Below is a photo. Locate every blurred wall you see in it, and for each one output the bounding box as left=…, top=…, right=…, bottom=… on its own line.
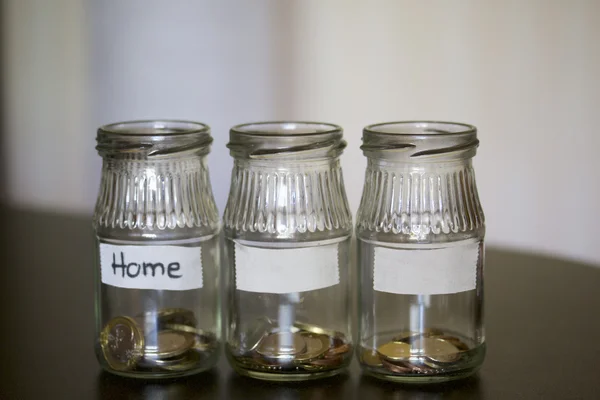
left=2, top=0, right=599, bottom=265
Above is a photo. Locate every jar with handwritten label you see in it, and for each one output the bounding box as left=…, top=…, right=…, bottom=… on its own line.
left=224, top=122, right=353, bottom=381
left=93, top=120, right=221, bottom=378
left=357, top=121, right=486, bottom=382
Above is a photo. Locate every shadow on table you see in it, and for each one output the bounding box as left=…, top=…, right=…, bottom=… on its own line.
left=96, top=369, right=220, bottom=400
left=226, top=371, right=353, bottom=400
left=358, top=373, right=482, bottom=399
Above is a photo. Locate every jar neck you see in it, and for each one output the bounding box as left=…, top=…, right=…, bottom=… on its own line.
left=224, top=157, right=352, bottom=242
left=94, top=155, right=220, bottom=234
left=366, top=157, right=473, bottom=173
left=357, top=157, right=484, bottom=243
left=233, top=157, right=340, bottom=171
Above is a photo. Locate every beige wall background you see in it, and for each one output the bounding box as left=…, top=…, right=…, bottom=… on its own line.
left=3, top=0, right=599, bottom=265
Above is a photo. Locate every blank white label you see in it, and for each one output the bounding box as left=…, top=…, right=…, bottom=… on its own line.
left=100, top=244, right=202, bottom=291
left=373, top=244, right=479, bottom=295
left=234, top=243, right=339, bottom=294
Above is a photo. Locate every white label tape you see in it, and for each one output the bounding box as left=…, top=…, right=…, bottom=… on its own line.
left=100, top=244, right=202, bottom=291
left=373, top=243, right=479, bottom=295
left=234, top=243, right=339, bottom=294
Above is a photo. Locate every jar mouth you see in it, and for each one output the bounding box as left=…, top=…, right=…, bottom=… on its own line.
left=228, top=121, right=346, bottom=160
left=99, top=120, right=210, bottom=137
left=231, top=121, right=342, bottom=137
left=362, top=121, right=478, bottom=161
left=364, top=121, right=476, bottom=136
left=96, top=120, right=212, bottom=158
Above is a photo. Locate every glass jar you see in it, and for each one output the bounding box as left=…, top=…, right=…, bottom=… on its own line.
left=93, top=120, right=221, bottom=378
left=356, top=121, right=485, bottom=383
left=224, top=122, right=353, bottom=381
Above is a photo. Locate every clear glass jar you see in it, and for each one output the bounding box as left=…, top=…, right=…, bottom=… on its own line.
left=356, top=121, right=485, bottom=383
left=223, top=122, right=353, bottom=381
left=93, top=120, right=221, bottom=378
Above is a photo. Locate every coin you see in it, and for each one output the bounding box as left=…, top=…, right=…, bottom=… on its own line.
left=361, top=348, right=383, bottom=367
left=144, top=330, right=196, bottom=359
left=436, top=334, right=470, bottom=351
left=242, top=316, right=275, bottom=352
left=256, top=331, right=307, bottom=360
left=377, top=341, right=411, bottom=361
left=324, top=344, right=351, bottom=359
left=293, top=332, right=330, bottom=362
left=411, top=337, right=459, bottom=362
left=164, top=324, right=205, bottom=335
left=246, top=353, right=286, bottom=371
left=160, top=349, right=205, bottom=372
left=140, top=308, right=197, bottom=328
left=293, top=322, right=342, bottom=338
left=138, top=352, right=188, bottom=369
left=192, top=334, right=218, bottom=352
left=392, top=328, right=444, bottom=343
left=307, top=356, right=344, bottom=367
left=101, top=316, right=144, bottom=371
left=381, top=358, right=412, bottom=374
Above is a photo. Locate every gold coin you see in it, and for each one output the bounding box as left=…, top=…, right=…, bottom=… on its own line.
left=256, top=331, right=306, bottom=359
left=164, top=325, right=218, bottom=353
left=101, top=316, right=144, bottom=371
left=161, top=349, right=203, bottom=372
left=140, top=308, right=197, bottom=327
left=392, top=328, right=445, bottom=343
left=436, top=335, right=470, bottom=351
left=293, top=332, right=330, bottom=362
left=361, top=348, right=383, bottom=367
left=411, top=337, right=460, bottom=362
left=293, top=322, right=342, bottom=338
left=144, top=330, right=195, bottom=359
left=164, top=324, right=205, bottom=335
left=377, top=341, right=411, bottom=361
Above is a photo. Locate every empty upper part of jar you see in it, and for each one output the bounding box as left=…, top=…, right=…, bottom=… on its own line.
left=227, top=121, right=346, bottom=161
left=224, top=121, right=352, bottom=241
left=361, top=121, right=478, bottom=162
left=96, top=120, right=213, bottom=158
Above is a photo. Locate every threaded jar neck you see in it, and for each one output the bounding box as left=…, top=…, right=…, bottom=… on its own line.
left=96, top=120, right=213, bottom=159
left=227, top=121, right=346, bottom=161
left=361, top=121, right=478, bottom=162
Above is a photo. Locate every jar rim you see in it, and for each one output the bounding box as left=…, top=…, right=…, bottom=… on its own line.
left=98, top=120, right=210, bottom=137
left=96, top=120, right=212, bottom=158
left=228, top=121, right=346, bottom=160
left=364, top=121, right=476, bottom=137
left=361, top=121, right=478, bottom=161
left=231, top=121, right=342, bottom=137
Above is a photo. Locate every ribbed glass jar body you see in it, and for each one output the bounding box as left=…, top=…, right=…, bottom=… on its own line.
left=93, top=120, right=221, bottom=378
left=356, top=121, right=486, bottom=383
left=224, top=122, right=353, bottom=381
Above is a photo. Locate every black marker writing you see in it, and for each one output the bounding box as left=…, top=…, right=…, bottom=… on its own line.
left=112, top=252, right=183, bottom=279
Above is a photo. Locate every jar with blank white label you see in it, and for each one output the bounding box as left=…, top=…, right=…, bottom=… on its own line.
left=93, top=120, right=221, bottom=378
left=357, top=121, right=485, bottom=383
left=224, top=122, right=353, bottom=381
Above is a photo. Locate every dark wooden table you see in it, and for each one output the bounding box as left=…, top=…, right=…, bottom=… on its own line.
left=1, top=207, right=599, bottom=399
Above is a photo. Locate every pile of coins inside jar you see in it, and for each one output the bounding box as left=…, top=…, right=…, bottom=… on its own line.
left=360, top=328, right=471, bottom=375
left=100, top=308, right=217, bottom=373
left=232, top=318, right=352, bottom=373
